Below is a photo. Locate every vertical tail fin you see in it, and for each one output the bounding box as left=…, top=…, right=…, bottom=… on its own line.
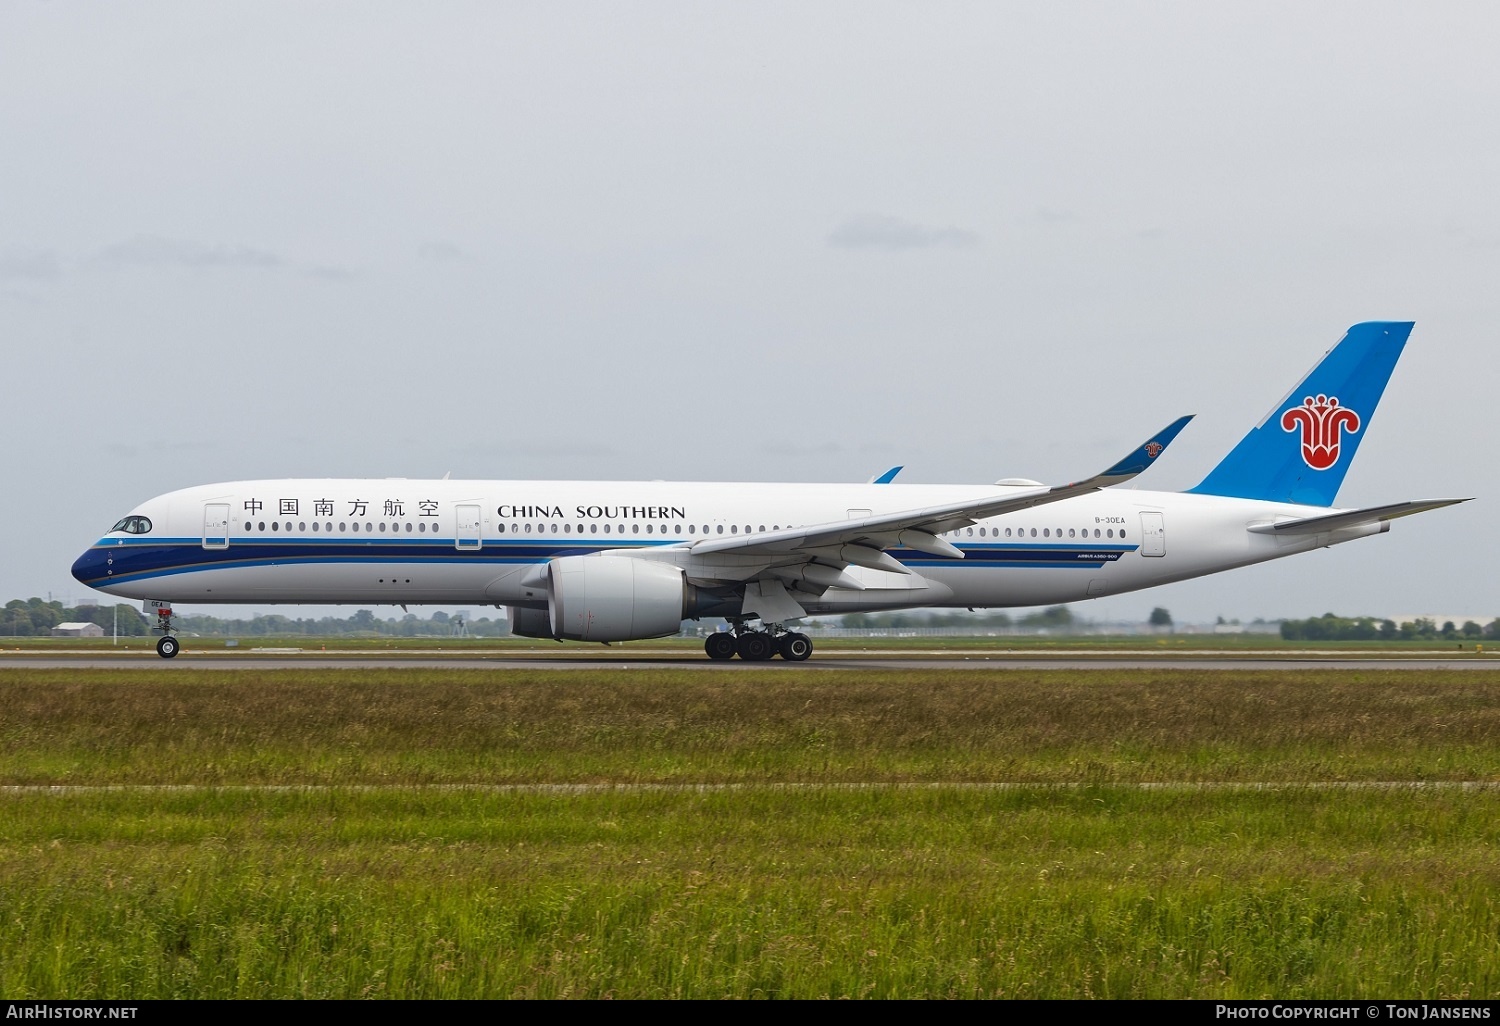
left=1188, top=321, right=1413, bottom=506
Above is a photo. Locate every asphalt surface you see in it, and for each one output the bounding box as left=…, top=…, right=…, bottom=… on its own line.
left=4, top=651, right=1497, bottom=671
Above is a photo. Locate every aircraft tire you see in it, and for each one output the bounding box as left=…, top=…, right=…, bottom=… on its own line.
left=704, top=633, right=737, bottom=660
left=156, top=636, right=180, bottom=659
left=779, top=633, right=812, bottom=661
left=736, top=632, right=776, bottom=661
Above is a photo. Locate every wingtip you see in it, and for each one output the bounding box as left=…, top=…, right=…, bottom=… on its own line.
left=1096, top=415, right=1194, bottom=481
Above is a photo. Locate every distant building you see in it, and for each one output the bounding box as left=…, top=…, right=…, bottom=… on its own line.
left=51, top=622, right=104, bottom=638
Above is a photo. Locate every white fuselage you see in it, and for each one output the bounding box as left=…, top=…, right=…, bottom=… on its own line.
left=72, top=479, right=1381, bottom=614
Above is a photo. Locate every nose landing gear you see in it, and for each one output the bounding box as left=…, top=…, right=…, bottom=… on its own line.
left=151, top=605, right=180, bottom=659
left=704, top=620, right=813, bottom=661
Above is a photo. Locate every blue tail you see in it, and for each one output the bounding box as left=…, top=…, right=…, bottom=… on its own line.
left=1188, top=321, right=1413, bottom=506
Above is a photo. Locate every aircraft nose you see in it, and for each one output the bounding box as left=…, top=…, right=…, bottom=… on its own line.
left=71, top=545, right=110, bottom=587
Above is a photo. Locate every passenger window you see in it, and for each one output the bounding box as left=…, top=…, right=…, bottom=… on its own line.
left=378, top=523, right=386, bottom=533
left=339, top=523, right=347, bottom=533
left=632, top=524, right=639, bottom=534
left=1042, top=528, right=1049, bottom=538
left=603, top=524, right=611, bottom=534
left=1119, top=529, right=1126, bottom=539
left=645, top=524, right=653, bottom=534
left=1030, top=528, right=1037, bottom=538
left=564, top=524, right=572, bottom=534
left=1107, top=529, right=1114, bottom=538
left=717, top=525, right=723, bottom=534
left=674, top=524, right=681, bottom=534
left=590, top=524, right=598, bottom=534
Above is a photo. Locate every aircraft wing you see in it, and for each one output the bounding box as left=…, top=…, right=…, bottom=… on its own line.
left=678, top=415, right=1194, bottom=573
left=1246, top=498, right=1470, bottom=535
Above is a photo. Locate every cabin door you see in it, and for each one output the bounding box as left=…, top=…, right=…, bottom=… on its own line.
left=1139, top=511, right=1165, bottom=557
left=203, top=503, right=230, bottom=550
left=455, top=504, right=483, bottom=550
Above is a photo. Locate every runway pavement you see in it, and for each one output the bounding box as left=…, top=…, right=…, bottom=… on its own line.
left=4, top=651, right=1497, bottom=671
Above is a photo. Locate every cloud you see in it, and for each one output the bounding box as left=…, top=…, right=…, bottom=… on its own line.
left=304, top=264, right=357, bottom=281
left=96, top=235, right=285, bottom=270
left=828, top=214, right=979, bottom=251
left=462, top=438, right=620, bottom=459
left=419, top=241, right=472, bottom=263
left=1032, top=207, right=1074, bottom=225
left=0, top=249, right=62, bottom=282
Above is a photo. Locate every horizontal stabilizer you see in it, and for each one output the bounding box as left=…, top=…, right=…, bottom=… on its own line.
left=1247, top=498, right=1469, bottom=535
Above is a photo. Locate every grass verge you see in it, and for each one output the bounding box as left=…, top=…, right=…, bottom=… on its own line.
left=3, top=667, right=1498, bottom=998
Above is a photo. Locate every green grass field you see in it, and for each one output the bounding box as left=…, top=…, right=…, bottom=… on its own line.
left=3, top=668, right=1499, bottom=998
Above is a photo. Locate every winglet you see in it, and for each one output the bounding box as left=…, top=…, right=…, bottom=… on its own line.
left=1091, top=415, right=1194, bottom=487
left=869, top=466, right=903, bottom=485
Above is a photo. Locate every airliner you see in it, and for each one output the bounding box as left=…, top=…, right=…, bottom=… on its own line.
left=72, top=322, right=1465, bottom=660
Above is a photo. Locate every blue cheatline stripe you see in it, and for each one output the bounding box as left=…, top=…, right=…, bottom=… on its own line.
left=75, top=538, right=678, bottom=587
left=78, top=538, right=1139, bottom=587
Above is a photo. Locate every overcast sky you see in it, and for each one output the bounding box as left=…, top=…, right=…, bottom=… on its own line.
left=3, top=2, right=1496, bottom=623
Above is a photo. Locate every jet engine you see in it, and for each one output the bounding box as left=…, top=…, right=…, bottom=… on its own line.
left=507, top=606, right=556, bottom=640
left=508, top=555, right=692, bottom=642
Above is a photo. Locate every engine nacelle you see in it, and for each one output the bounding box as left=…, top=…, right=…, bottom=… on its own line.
left=506, top=606, right=555, bottom=640
left=509, top=556, right=691, bottom=642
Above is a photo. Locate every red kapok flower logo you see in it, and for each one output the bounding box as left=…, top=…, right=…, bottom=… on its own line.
left=1282, top=395, right=1360, bottom=471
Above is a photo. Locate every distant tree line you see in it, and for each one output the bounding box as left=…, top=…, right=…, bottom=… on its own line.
left=1279, top=613, right=1498, bottom=642
left=3, top=598, right=150, bottom=636
left=2, top=598, right=509, bottom=638
left=838, top=606, right=1078, bottom=630
left=171, top=608, right=512, bottom=637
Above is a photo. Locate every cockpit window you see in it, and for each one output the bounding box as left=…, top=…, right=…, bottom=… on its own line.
left=110, top=516, right=153, bottom=535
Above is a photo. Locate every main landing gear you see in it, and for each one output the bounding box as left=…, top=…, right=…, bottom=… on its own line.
left=704, top=622, right=813, bottom=662
left=152, top=606, right=180, bottom=659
